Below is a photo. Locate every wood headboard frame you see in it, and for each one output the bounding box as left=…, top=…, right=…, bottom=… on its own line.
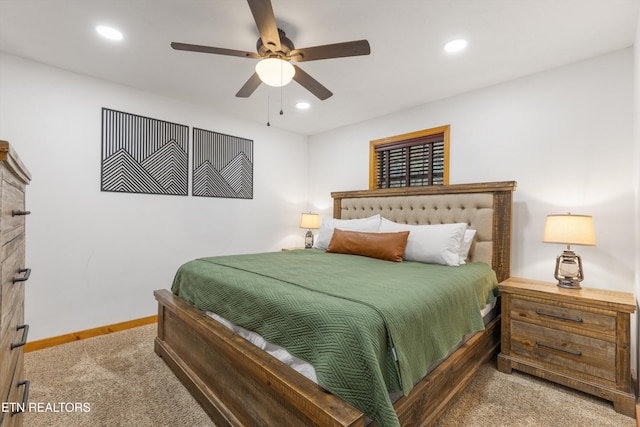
left=331, top=181, right=516, bottom=282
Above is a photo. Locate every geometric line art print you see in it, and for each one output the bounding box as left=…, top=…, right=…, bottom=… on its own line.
left=192, top=128, right=253, bottom=199
left=101, top=108, right=189, bottom=196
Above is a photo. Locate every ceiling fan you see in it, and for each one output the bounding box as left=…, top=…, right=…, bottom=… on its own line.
left=170, top=0, right=371, bottom=100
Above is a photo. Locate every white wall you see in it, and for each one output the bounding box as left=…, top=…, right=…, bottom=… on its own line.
left=0, top=53, right=310, bottom=340
left=309, top=49, right=637, bottom=363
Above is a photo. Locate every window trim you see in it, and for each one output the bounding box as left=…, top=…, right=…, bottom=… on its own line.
left=369, top=125, right=450, bottom=190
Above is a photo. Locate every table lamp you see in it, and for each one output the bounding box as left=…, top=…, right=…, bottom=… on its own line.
left=299, top=213, right=321, bottom=248
left=542, top=213, right=596, bottom=289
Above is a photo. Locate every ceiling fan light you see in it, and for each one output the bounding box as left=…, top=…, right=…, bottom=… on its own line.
left=255, top=58, right=295, bottom=87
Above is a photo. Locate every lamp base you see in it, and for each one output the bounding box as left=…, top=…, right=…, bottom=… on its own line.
left=304, top=230, right=314, bottom=249
left=556, top=278, right=582, bottom=289
left=553, top=250, right=584, bottom=290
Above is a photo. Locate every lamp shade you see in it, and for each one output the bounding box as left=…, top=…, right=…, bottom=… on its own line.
left=543, top=214, right=596, bottom=246
left=255, top=58, right=295, bottom=87
left=299, top=213, right=321, bottom=229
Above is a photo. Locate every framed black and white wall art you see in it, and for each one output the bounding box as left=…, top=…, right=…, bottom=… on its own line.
left=101, top=108, right=189, bottom=196
left=192, top=128, right=253, bottom=199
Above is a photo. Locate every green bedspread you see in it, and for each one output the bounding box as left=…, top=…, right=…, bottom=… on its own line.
left=171, top=249, right=498, bottom=427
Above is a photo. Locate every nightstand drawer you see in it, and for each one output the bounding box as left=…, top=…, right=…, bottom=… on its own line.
left=511, top=297, right=615, bottom=338
left=511, top=320, right=616, bottom=382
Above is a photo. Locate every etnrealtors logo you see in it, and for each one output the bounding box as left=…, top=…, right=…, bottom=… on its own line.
left=2, top=401, right=91, bottom=414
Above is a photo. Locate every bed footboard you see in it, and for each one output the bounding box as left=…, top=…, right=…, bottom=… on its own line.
left=155, top=289, right=500, bottom=427
left=154, top=289, right=364, bottom=427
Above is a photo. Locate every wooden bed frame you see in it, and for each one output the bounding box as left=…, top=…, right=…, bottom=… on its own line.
left=154, top=181, right=516, bottom=426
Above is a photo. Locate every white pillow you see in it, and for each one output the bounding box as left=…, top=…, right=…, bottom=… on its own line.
left=379, top=219, right=467, bottom=266
left=314, top=214, right=381, bottom=249
left=458, top=229, right=477, bottom=264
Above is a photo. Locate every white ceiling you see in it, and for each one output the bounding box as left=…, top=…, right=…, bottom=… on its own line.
left=0, top=1, right=637, bottom=135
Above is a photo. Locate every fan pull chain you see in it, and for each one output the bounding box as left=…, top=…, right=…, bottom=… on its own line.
left=279, top=61, right=284, bottom=115
left=266, top=94, right=271, bottom=127
left=280, top=84, right=284, bottom=116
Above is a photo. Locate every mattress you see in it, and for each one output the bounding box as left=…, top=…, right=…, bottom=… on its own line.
left=206, top=300, right=497, bottom=386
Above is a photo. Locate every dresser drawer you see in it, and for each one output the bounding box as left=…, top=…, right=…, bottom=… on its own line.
left=511, top=296, right=616, bottom=338
left=0, top=174, right=26, bottom=249
left=0, top=301, right=24, bottom=405
left=0, top=237, right=26, bottom=337
left=4, top=351, right=27, bottom=427
left=511, top=319, right=616, bottom=382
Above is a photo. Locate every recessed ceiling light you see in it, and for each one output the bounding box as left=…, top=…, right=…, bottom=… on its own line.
left=296, top=102, right=310, bottom=110
left=443, top=39, right=467, bottom=53
left=96, top=25, right=123, bottom=41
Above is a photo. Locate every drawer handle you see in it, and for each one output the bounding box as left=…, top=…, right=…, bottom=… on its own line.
left=13, top=268, right=31, bottom=284
left=11, top=324, right=29, bottom=350
left=11, top=380, right=30, bottom=415
left=11, top=210, right=31, bottom=216
left=535, top=309, right=583, bottom=323
left=536, top=341, right=582, bottom=356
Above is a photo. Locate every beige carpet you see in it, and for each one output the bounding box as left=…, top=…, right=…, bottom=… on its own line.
left=23, top=324, right=635, bottom=427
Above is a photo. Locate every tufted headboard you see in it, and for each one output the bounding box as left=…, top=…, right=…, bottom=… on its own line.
left=331, top=181, right=516, bottom=282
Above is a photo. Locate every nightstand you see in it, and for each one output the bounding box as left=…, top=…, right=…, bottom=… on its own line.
left=497, top=277, right=637, bottom=418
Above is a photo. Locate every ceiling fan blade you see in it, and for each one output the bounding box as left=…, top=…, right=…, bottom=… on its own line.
left=247, top=0, right=281, bottom=52
left=292, top=65, right=332, bottom=100
left=289, top=40, right=370, bottom=62
left=171, top=42, right=260, bottom=59
left=236, top=72, right=263, bottom=97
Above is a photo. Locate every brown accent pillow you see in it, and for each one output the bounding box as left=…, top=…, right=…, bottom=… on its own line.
left=326, top=229, right=410, bottom=262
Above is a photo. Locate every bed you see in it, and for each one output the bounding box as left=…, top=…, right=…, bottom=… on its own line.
left=154, top=181, right=516, bottom=426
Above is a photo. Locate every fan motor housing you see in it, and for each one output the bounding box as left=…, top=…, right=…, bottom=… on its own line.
left=257, top=28, right=295, bottom=58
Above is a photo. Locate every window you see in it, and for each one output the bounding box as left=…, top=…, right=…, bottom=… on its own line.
left=369, top=125, right=449, bottom=189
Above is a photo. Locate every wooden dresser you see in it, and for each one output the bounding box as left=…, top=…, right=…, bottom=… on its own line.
left=497, top=277, right=636, bottom=418
left=0, top=141, right=31, bottom=427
